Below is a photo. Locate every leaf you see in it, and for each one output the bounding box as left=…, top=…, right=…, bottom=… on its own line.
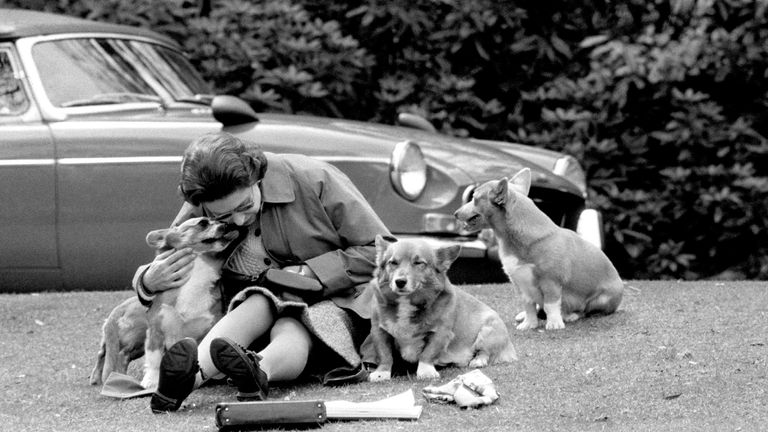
left=509, top=35, right=538, bottom=53
left=579, top=34, right=610, bottom=49
left=550, top=35, right=572, bottom=58
left=475, top=40, right=490, bottom=61
left=650, top=131, right=678, bottom=143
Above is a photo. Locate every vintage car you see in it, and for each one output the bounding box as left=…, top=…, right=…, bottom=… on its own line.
left=0, top=9, right=601, bottom=291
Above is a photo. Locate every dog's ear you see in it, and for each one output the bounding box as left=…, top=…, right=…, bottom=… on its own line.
left=375, top=235, right=396, bottom=265
left=146, top=229, right=169, bottom=249
left=435, top=245, right=461, bottom=272
left=509, top=168, right=531, bottom=196
left=491, top=178, right=508, bottom=206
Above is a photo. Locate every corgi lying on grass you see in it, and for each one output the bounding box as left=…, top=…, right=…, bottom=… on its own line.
left=368, top=236, right=517, bottom=381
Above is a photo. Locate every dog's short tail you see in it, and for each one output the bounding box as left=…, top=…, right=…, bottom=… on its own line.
left=88, top=336, right=106, bottom=385
left=585, top=282, right=624, bottom=316
left=497, top=341, right=518, bottom=363
left=88, top=317, right=121, bottom=385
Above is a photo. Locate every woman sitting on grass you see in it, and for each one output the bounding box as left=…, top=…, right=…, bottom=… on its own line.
left=132, top=131, right=391, bottom=413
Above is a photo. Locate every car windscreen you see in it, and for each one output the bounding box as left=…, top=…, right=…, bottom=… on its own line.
left=32, top=38, right=211, bottom=108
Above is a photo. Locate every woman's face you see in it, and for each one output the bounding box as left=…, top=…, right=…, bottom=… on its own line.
left=200, top=182, right=262, bottom=226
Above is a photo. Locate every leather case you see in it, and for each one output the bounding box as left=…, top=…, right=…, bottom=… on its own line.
left=215, top=400, right=327, bottom=430
left=259, top=268, right=322, bottom=293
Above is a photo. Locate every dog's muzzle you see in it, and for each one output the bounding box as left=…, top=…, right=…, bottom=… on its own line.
left=391, top=278, right=413, bottom=295
left=222, top=229, right=240, bottom=241
left=454, top=211, right=481, bottom=232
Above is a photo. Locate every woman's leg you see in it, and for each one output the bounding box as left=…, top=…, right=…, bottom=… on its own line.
left=257, top=316, right=312, bottom=381
left=205, top=314, right=312, bottom=401
left=195, top=294, right=274, bottom=385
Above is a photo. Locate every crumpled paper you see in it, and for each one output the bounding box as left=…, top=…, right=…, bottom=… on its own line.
left=422, top=369, right=499, bottom=408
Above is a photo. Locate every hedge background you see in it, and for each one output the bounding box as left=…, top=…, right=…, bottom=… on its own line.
left=4, top=0, right=767, bottom=280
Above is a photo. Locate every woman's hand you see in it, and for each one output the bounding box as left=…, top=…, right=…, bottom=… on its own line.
left=142, top=248, right=197, bottom=293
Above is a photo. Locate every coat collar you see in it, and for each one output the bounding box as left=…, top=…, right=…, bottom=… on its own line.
left=260, top=153, right=295, bottom=204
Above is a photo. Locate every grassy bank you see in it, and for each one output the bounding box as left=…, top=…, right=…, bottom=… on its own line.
left=1, top=280, right=766, bottom=431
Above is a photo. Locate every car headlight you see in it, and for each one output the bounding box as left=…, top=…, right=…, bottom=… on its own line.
left=576, top=209, right=604, bottom=249
left=553, top=155, right=587, bottom=197
left=390, top=140, right=427, bottom=200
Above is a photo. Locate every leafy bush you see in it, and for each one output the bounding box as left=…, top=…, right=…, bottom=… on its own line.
left=287, top=0, right=768, bottom=279
left=513, top=1, right=768, bottom=279
left=183, top=0, right=375, bottom=117
left=300, top=0, right=571, bottom=136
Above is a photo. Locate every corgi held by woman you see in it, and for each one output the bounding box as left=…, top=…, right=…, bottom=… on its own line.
left=90, top=217, right=239, bottom=388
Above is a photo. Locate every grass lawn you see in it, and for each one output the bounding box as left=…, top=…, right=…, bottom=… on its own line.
left=1, top=280, right=766, bottom=432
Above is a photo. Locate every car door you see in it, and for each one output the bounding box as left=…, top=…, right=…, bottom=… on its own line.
left=20, top=35, right=220, bottom=290
left=0, top=44, right=60, bottom=291
left=52, top=120, right=217, bottom=290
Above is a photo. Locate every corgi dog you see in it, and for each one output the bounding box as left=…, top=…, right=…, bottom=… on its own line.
left=368, top=236, right=517, bottom=382
left=90, top=217, right=239, bottom=389
left=454, top=168, right=624, bottom=331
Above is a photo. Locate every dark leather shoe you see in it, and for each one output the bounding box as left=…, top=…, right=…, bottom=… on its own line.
left=150, top=338, right=198, bottom=413
left=210, top=337, right=269, bottom=401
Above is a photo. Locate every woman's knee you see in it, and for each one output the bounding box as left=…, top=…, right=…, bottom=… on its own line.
left=206, top=293, right=274, bottom=340
left=225, top=293, right=274, bottom=323
left=238, top=293, right=273, bottom=314
left=271, top=317, right=311, bottom=343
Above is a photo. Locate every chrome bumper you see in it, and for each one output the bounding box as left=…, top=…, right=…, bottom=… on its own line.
left=395, top=234, right=490, bottom=259
left=404, top=208, right=605, bottom=260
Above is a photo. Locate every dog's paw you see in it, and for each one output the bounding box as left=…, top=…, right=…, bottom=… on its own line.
left=140, top=372, right=159, bottom=390
left=563, top=313, right=581, bottom=323
left=516, top=319, right=539, bottom=331
left=468, top=356, right=489, bottom=369
left=545, top=319, right=566, bottom=330
left=368, top=370, right=392, bottom=382
left=416, top=362, right=440, bottom=380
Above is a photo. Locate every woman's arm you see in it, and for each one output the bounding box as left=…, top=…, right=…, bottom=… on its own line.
left=302, top=164, right=392, bottom=297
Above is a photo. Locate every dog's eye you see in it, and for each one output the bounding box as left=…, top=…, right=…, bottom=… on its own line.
left=387, top=259, right=398, bottom=267
left=413, top=260, right=427, bottom=268
left=198, top=219, right=210, bottom=228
